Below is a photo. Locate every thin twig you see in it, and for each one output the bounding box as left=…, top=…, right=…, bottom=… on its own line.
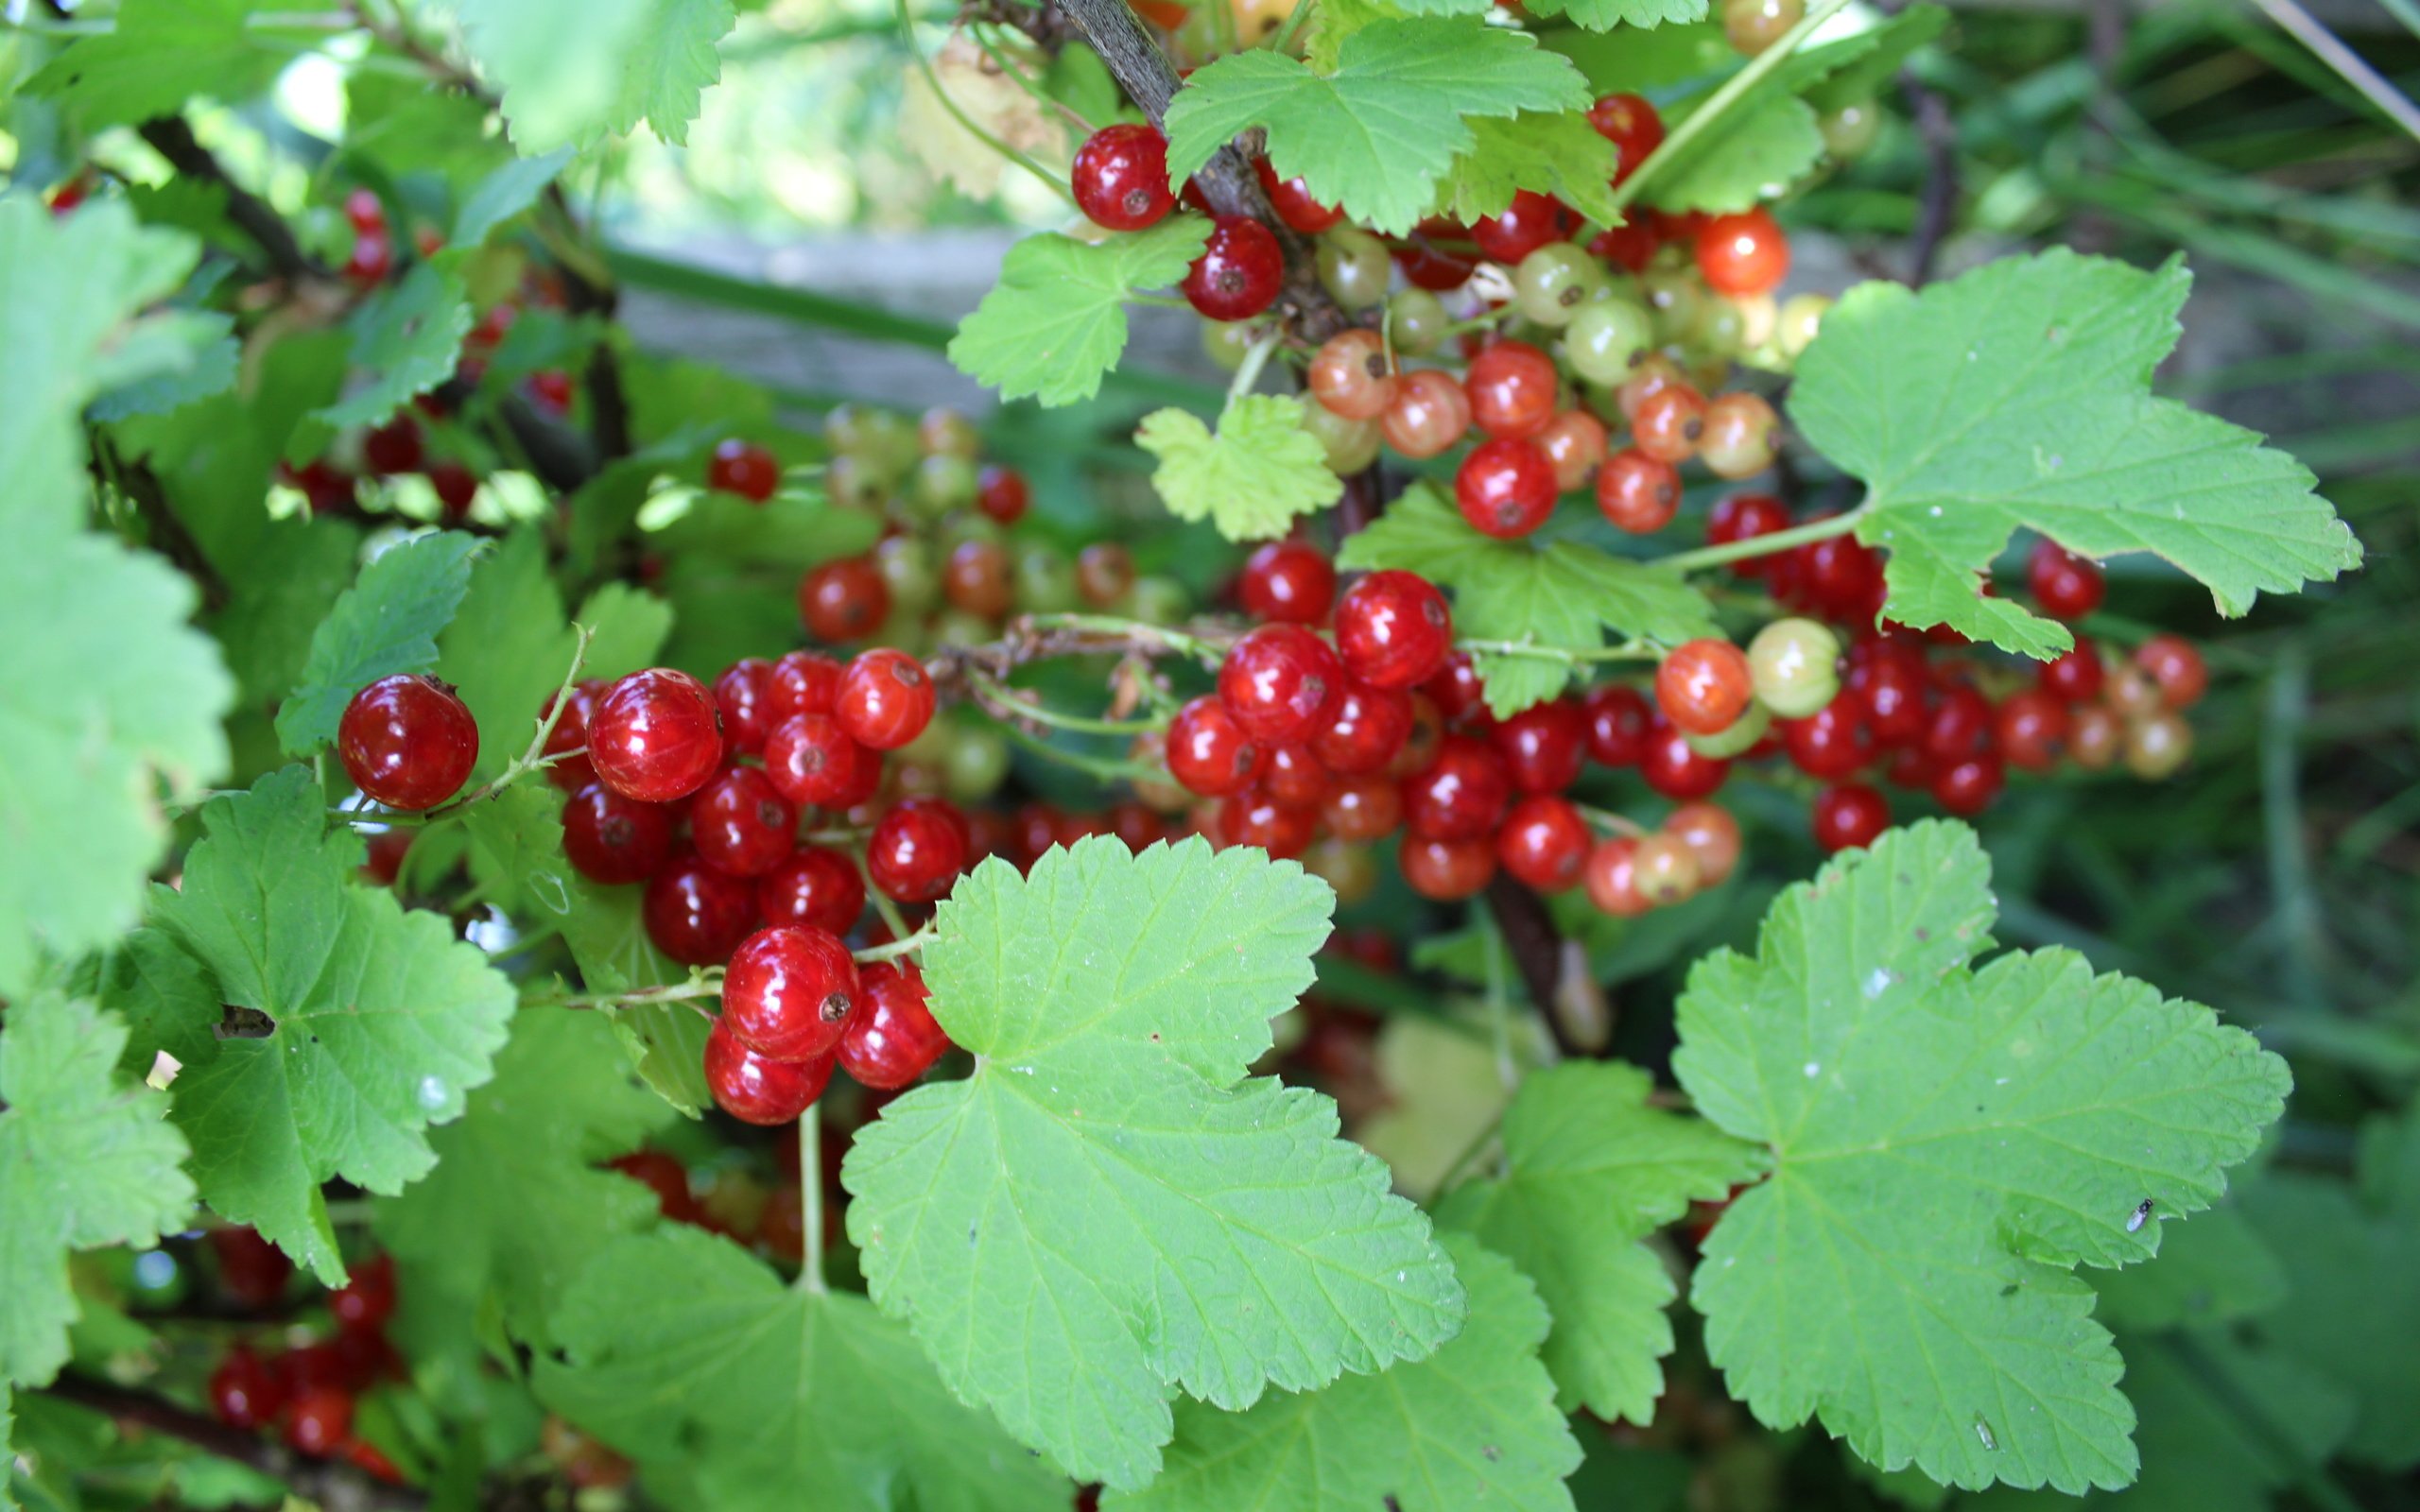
left=136, top=116, right=322, bottom=281
left=1608, top=0, right=1856, bottom=214
left=1901, top=72, right=1958, bottom=287
left=521, top=973, right=724, bottom=1015
left=41, top=1375, right=424, bottom=1511
left=796, top=1113, right=828, bottom=1295
left=2243, top=0, right=2420, bottom=141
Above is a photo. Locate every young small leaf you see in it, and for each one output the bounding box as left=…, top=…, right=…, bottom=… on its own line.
left=1518, top=0, right=1706, bottom=32
left=22, top=0, right=289, bottom=130
left=841, top=837, right=1464, bottom=1488
left=458, top=0, right=735, bottom=153
left=1108, top=1236, right=1582, bottom=1512
left=435, top=530, right=579, bottom=781
left=1135, top=395, right=1342, bottom=542
left=450, top=148, right=578, bottom=249
left=1673, top=820, right=2290, bottom=1492
left=1790, top=250, right=2363, bottom=657
left=277, top=531, right=483, bottom=757
left=948, top=219, right=1211, bottom=407
left=313, top=263, right=477, bottom=430
left=1435, top=112, right=1623, bottom=228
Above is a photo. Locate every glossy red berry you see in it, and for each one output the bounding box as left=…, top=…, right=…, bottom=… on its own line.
left=1239, top=541, right=1337, bottom=624
left=562, top=782, right=677, bottom=885
left=1219, top=624, right=1344, bottom=745
left=343, top=187, right=386, bottom=232
left=286, top=1387, right=355, bottom=1456
left=868, top=798, right=971, bottom=902
left=644, top=854, right=758, bottom=966
left=540, top=679, right=605, bottom=791
left=1631, top=383, right=1706, bottom=465
left=977, top=463, right=1029, bottom=525
left=328, top=1254, right=396, bottom=1332
left=713, top=658, right=775, bottom=757
left=1400, top=834, right=1497, bottom=901
left=1655, top=640, right=1754, bottom=736
left=1167, top=696, right=1267, bottom=797
left=209, top=1227, right=292, bottom=1307
left=2135, top=634, right=2208, bottom=710
left=1260, top=744, right=1332, bottom=808
left=1639, top=722, right=1731, bottom=800
left=1423, top=651, right=1492, bottom=729
left=2028, top=540, right=2104, bottom=621
left=757, top=846, right=866, bottom=935
left=1380, top=369, right=1473, bottom=458
left=1993, top=689, right=2067, bottom=773
left=1253, top=157, right=1342, bottom=234
left=1394, top=220, right=1478, bottom=292
left=1582, top=684, right=1652, bottom=766
left=1472, top=190, right=1571, bottom=265
left=1596, top=448, right=1681, bottom=534
left=210, top=1347, right=287, bottom=1430
left=1799, top=533, right=1885, bottom=621
left=839, top=960, right=952, bottom=1090
left=708, top=439, right=782, bottom=503
left=689, top=765, right=799, bottom=878
left=1216, top=792, right=1318, bottom=860
left=1696, top=208, right=1789, bottom=297
left=1400, top=734, right=1512, bottom=842
left=1463, top=340, right=1560, bottom=440
left=1335, top=570, right=1453, bottom=690
left=1587, top=94, right=1666, bottom=181
left=1184, top=215, right=1284, bottom=321
left=763, top=713, right=879, bottom=810
left=1307, top=330, right=1397, bottom=421
left=2038, top=639, right=2106, bottom=703
left=608, top=1150, right=702, bottom=1224
left=1931, top=752, right=2005, bottom=816
left=362, top=416, right=424, bottom=475
left=836, top=648, right=936, bottom=750
left=1812, top=782, right=1891, bottom=852
left=799, top=557, right=890, bottom=644
left=1322, top=773, right=1402, bottom=841
left=1492, top=699, right=1586, bottom=794
left=704, top=1019, right=833, bottom=1125
left=1782, top=693, right=1875, bottom=780
left=763, top=650, right=844, bottom=729
left=344, top=231, right=392, bottom=285
left=1456, top=438, right=1560, bottom=539
left=427, top=461, right=478, bottom=520
left=1311, top=679, right=1414, bottom=775
left=1845, top=645, right=1927, bottom=746
left=1496, top=795, right=1590, bottom=892
left=1588, top=219, right=1659, bottom=273
left=1072, top=123, right=1176, bottom=231
left=1706, top=493, right=1792, bottom=576
left=723, top=924, right=860, bottom=1063
left=1583, top=836, right=1649, bottom=917
left=337, top=675, right=480, bottom=811
left=590, top=669, right=724, bottom=803
left=1922, top=683, right=1996, bottom=764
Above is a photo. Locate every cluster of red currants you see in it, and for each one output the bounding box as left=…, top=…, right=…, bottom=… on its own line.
left=202, top=1231, right=405, bottom=1483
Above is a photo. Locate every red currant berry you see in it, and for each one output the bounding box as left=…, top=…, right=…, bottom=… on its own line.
left=1456, top=438, right=1560, bottom=539
left=757, top=846, right=866, bottom=935
left=286, top=1388, right=355, bottom=1456
left=1379, top=369, right=1473, bottom=459
left=799, top=557, right=890, bottom=644
left=723, top=924, right=860, bottom=1063
left=1781, top=693, right=1875, bottom=780
left=1931, top=752, right=2005, bottom=816
left=328, top=1254, right=396, bottom=1332
left=1706, top=493, right=1792, bottom=576
left=426, top=461, right=479, bottom=521
left=1655, top=640, right=1754, bottom=736
left=1463, top=340, right=1560, bottom=441
left=836, top=648, right=936, bottom=750
left=868, top=798, right=971, bottom=902
left=1239, top=541, right=1338, bottom=625
left=209, top=1228, right=292, bottom=1307
left=1845, top=645, right=1927, bottom=746
left=840, top=960, right=952, bottom=1090
left=690, top=765, right=799, bottom=879
left=590, top=669, right=725, bottom=803
left=1799, top=532, right=1884, bottom=621
left=1167, top=696, right=1268, bottom=797
left=764, top=713, right=880, bottom=810
left=1813, top=782, right=1892, bottom=852
left=1639, top=722, right=1730, bottom=800
left=1996, top=690, right=2070, bottom=773
left=1219, top=624, right=1344, bottom=745
left=1253, top=157, right=1342, bottom=234
left=1472, top=190, right=1572, bottom=265
left=1400, top=733, right=1512, bottom=842
left=2028, top=540, right=2104, bottom=621
left=1537, top=409, right=1609, bottom=492
left=1596, top=448, right=1681, bottom=534
left=1394, top=218, right=1478, bottom=291
left=1922, top=683, right=1996, bottom=763
left=562, top=782, right=676, bottom=885
left=1335, top=570, right=1454, bottom=691
left=344, top=231, right=392, bottom=285
left=1496, top=795, right=1589, bottom=892
left=1260, top=744, right=1333, bottom=808
left=608, top=1150, right=701, bottom=1224
left=1582, top=684, right=1652, bottom=766
left=210, top=1347, right=288, bottom=1430
left=1307, top=330, right=1397, bottom=421
left=1587, top=94, right=1665, bottom=181
left=361, top=416, right=423, bottom=475
left=1663, top=801, right=1741, bottom=887
left=1401, top=834, right=1497, bottom=901
left=337, top=675, right=480, bottom=811
left=343, top=187, right=386, bottom=232
left=763, top=650, right=844, bottom=729
left=1184, top=215, right=1284, bottom=322
left=1582, top=836, right=1650, bottom=917
left=704, top=1019, right=833, bottom=1125
left=1492, top=699, right=1585, bottom=794
left=2135, top=634, right=2207, bottom=710
left=1696, top=208, right=1789, bottom=297
left=644, top=854, right=758, bottom=966
left=539, top=679, right=605, bottom=791
left=1311, top=678, right=1414, bottom=775
left=1632, top=383, right=1706, bottom=465
left=707, top=439, right=782, bottom=503
left=1072, top=123, right=1176, bottom=231
left=709, top=660, right=773, bottom=758
left=2038, top=639, right=2106, bottom=703
left=977, top=463, right=1028, bottom=524
left=1216, top=792, right=1318, bottom=860
left=1322, top=773, right=1402, bottom=841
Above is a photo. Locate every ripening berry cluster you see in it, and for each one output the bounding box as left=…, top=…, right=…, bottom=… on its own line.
left=200, top=1233, right=406, bottom=1484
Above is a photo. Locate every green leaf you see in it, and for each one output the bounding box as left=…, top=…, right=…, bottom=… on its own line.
left=1436, top=1062, right=1763, bottom=1421
left=1789, top=251, right=2363, bottom=657
left=1336, top=485, right=1718, bottom=716
left=1135, top=395, right=1343, bottom=542
left=1519, top=0, right=1705, bottom=31
left=948, top=219, right=1210, bottom=407
left=434, top=531, right=578, bottom=781
left=537, top=1227, right=1069, bottom=1512
left=277, top=531, right=483, bottom=757
left=450, top=148, right=577, bottom=249
left=572, top=583, right=675, bottom=681
left=113, top=767, right=516, bottom=1283
left=313, top=263, right=476, bottom=430
left=1671, top=820, right=2290, bottom=1493
left=1543, top=22, right=1731, bottom=95
left=1164, top=20, right=1592, bottom=234
left=22, top=0, right=289, bottom=129
left=458, top=0, right=736, bottom=153
left=373, top=1010, right=669, bottom=1347
left=0, top=992, right=194, bottom=1385
left=1435, top=112, right=1623, bottom=228
left=1109, top=1234, right=1582, bottom=1512
left=87, top=314, right=238, bottom=423
left=1643, top=95, right=1824, bottom=213
left=841, top=836, right=1463, bottom=1488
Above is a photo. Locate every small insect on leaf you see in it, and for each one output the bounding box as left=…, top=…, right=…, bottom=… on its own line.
left=2128, top=1199, right=2153, bottom=1233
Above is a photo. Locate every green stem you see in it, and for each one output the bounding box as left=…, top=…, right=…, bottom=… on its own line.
left=1267, top=0, right=1315, bottom=53
left=990, top=716, right=1166, bottom=783
left=1430, top=1108, right=1507, bottom=1202
left=855, top=927, right=936, bottom=963
left=1606, top=0, right=1857, bottom=214
left=1573, top=801, right=1647, bottom=839
left=1654, top=507, right=1864, bottom=574
left=1479, top=910, right=1519, bottom=1093
left=524, top=973, right=723, bottom=1015
left=1228, top=332, right=1283, bottom=405
left=797, top=1113, right=827, bottom=1295
left=967, top=668, right=1169, bottom=735
left=858, top=854, right=916, bottom=942
left=341, top=625, right=596, bottom=827
left=969, top=26, right=1097, bottom=133
left=1456, top=637, right=1662, bottom=664
left=1018, top=612, right=1230, bottom=664
left=898, top=0, right=1078, bottom=205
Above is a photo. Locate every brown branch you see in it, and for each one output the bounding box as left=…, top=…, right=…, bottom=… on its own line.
left=1900, top=73, right=1957, bottom=287
left=41, top=1374, right=424, bottom=1512
left=498, top=393, right=603, bottom=494
left=541, top=186, right=635, bottom=463
left=137, top=117, right=321, bottom=283
left=1484, top=876, right=1611, bottom=1057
